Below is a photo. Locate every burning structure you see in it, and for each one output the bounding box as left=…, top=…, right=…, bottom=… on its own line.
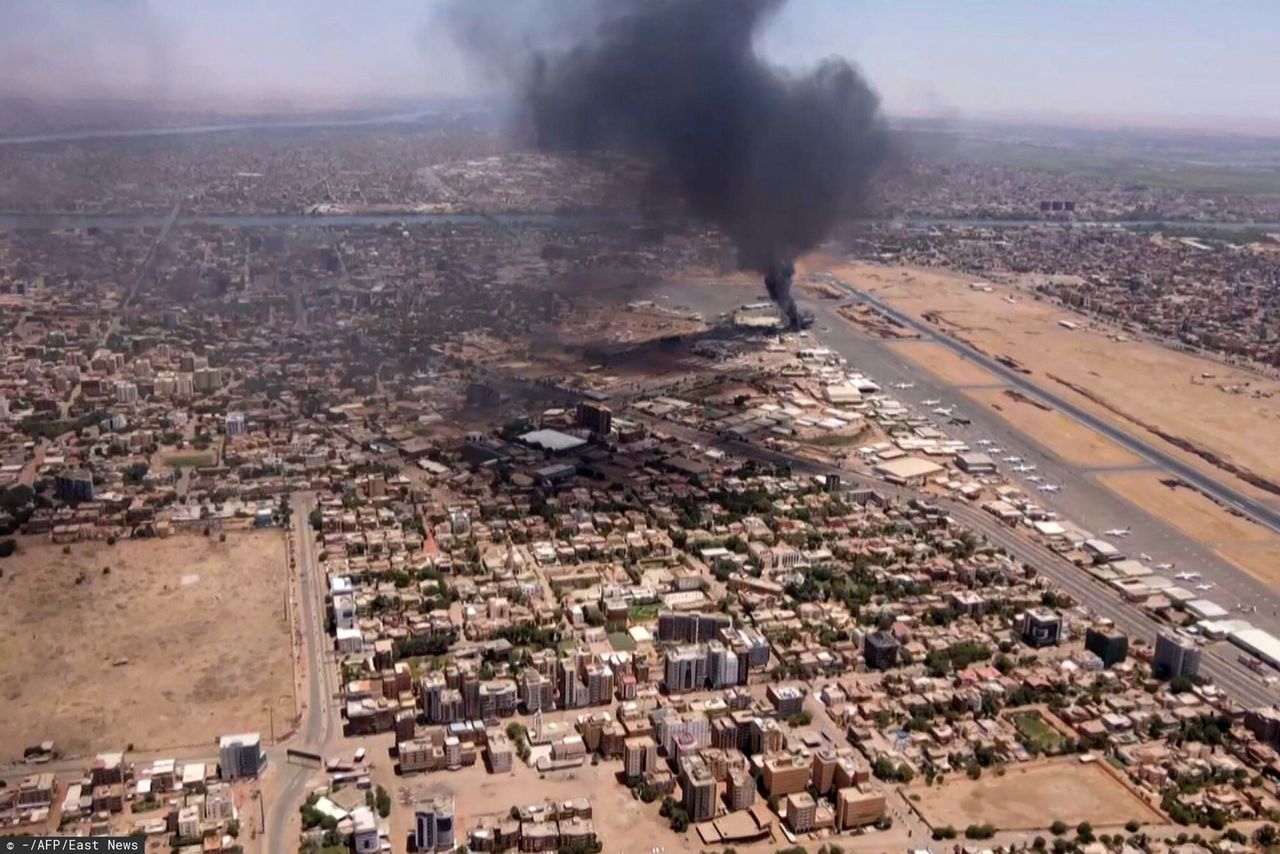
left=450, top=0, right=889, bottom=329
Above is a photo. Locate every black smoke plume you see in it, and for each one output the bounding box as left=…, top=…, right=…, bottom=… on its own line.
left=453, top=0, right=889, bottom=328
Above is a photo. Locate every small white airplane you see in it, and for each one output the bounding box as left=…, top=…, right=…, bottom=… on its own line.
left=1175, top=571, right=1200, bottom=581
left=1025, top=475, right=1043, bottom=483
left=894, top=382, right=915, bottom=389
left=975, top=439, right=994, bottom=446
left=1002, top=455, right=1022, bottom=463
left=1139, top=553, right=1153, bottom=561
left=1013, top=464, right=1037, bottom=473
left=1195, top=583, right=1215, bottom=591
left=1157, top=562, right=1175, bottom=571
left=932, top=407, right=954, bottom=416
left=989, top=446, right=1005, bottom=454
left=922, top=398, right=941, bottom=406
left=1038, top=484, right=1062, bottom=493
left=1104, top=527, right=1131, bottom=537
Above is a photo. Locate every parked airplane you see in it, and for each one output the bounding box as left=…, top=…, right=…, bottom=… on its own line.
left=1025, top=475, right=1043, bottom=483
left=1002, top=455, right=1022, bottom=463
left=975, top=439, right=994, bottom=446
left=922, top=398, right=941, bottom=406
left=893, top=382, right=915, bottom=389
left=1013, top=464, right=1037, bottom=473
left=932, top=407, right=954, bottom=416
left=1038, top=484, right=1062, bottom=493
left=989, top=446, right=1004, bottom=454
left=1157, top=563, right=1175, bottom=571
left=1195, top=583, right=1215, bottom=591
left=1175, top=571, right=1201, bottom=581
left=1139, top=553, right=1153, bottom=561
left=1104, top=528, right=1131, bottom=537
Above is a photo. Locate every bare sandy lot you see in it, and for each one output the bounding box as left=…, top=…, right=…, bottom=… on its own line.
left=820, top=260, right=1280, bottom=504
left=1098, top=472, right=1280, bottom=586
left=0, top=533, right=293, bottom=759
left=911, top=759, right=1163, bottom=830
left=966, top=388, right=1143, bottom=468
left=387, top=755, right=657, bottom=854
left=886, top=340, right=1003, bottom=387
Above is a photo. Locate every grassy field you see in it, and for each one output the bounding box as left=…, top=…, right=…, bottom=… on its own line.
left=608, top=632, right=637, bottom=652
left=1012, top=711, right=1064, bottom=753
left=161, top=450, right=217, bottom=468
left=628, top=603, right=659, bottom=622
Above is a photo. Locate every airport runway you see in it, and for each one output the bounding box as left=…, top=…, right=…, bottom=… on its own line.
left=843, top=284, right=1280, bottom=534
left=640, top=279, right=1280, bottom=706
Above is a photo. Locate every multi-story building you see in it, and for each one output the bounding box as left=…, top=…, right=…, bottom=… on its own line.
left=681, top=755, right=717, bottom=823
left=762, top=753, right=810, bottom=797
left=658, top=611, right=732, bottom=644
left=225, top=411, right=247, bottom=437
left=785, top=791, right=816, bottom=833
left=623, top=736, right=658, bottom=781
left=706, top=641, right=740, bottom=689
left=835, top=788, right=886, bottom=829
left=415, top=795, right=456, bottom=852
left=726, top=768, right=755, bottom=812
left=664, top=645, right=708, bottom=694
left=218, top=733, right=263, bottom=780
left=1022, top=608, right=1063, bottom=648
left=54, top=469, right=95, bottom=503
left=767, top=684, right=805, bottom=718
left=478, top=680, right=519, bottom=722
left=1084, top=626, right=1129, bottom=668
left=522, top=670, right=555, bottom=714
left=576, top=402, right=613, bottom=435
left=1155, top=631, right=1202, bottom=679
left=811, top=746, right=838, bottom=795
left=863, top=631, right=899, bottom=670
left=586, top=663, right=614, bottom=706
left=486, top=730, right=513, bottom=773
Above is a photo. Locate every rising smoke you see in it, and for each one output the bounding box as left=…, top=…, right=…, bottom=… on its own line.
left=447, top=0, right=889, bottom=328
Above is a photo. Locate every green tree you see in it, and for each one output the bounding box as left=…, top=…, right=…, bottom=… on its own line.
left=374, top=785, right=391, bottom=819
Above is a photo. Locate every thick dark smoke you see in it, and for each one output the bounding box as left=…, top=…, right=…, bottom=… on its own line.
left=449, top=0, right=889, bottom=328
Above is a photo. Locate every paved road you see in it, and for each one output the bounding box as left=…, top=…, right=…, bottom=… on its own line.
left=843, top=284, right=1280, bottom=535
left=262, top=493, right=343, bottom=852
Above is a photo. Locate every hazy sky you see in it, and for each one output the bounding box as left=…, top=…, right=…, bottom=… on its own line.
left=2, top=0, right=1278, bottom=128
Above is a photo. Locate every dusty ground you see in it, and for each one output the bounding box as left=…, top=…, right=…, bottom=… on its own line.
left=1097, top=472, right=1280, bottom=586
left=966, top=388, right=1143, bottom=468
left=819, top=259, right=1280, bottom=505
left=886, top=340, right=1003, bottom=387
left=386, top=755, right=656, bottom=854
left=0, top=532, right=293, bottom=759
left=910, top=758, right=1163, bottom=830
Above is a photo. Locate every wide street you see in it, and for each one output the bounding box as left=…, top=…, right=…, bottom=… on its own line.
left=260, top=493, right=346, bottom=853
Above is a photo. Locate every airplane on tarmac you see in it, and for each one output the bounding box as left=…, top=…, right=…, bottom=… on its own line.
left=1195, top=583, right=1215, bottom=591
left=1105, top=527, right=1132, bottom=537
left=1003, top=455, right=1022, bottom=463
left=1175, top=571, right=1201, bottom=581
left=932, top=407, right=954, bottom=416
left=893, top=382, right=915, bottom=389
left=1038, top=484, right=1062, bottom=493
left=1157, top=563, right=1175, bottom=571
left=922, top=398, right=941, bottom=406
left=975, top=439, right=994, bottom=446
left=1014, top=464, right=1037, bottom=473
left=1025, top=475, right=1043, bottom=483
